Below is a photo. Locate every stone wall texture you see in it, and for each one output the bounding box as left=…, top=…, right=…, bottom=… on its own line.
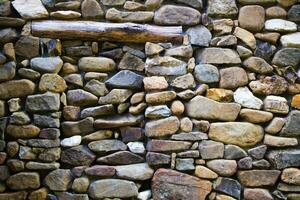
left=0, top=0, right=300, bottom=199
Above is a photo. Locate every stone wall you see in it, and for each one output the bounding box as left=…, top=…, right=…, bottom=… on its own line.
left=0, top=0, right=300, bottom=199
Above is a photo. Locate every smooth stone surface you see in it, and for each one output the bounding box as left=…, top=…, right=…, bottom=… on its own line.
left=264, top=134, right=298, bottom=147
left=145, top=105, right=171, bottom=119
left=238, top=5, right=265, bottom=32
left=31, top=57, right=63, bottom=74
left=154, top=5, right=200, bottom=25
left=88, top=179, right=138, bottom=199
left=0, top=61, right=15, bottom=82
left=61, top=117, right=94, bottom=137
left=244, top=188, right=273, bottom=200
left=26, top=92, right=60, bottom=112
left=234, top=87, right=263, bottom=109
left=12, top=0, right=48, bottom=19
left=105, top=70, right=144, bottom=90
left=219, top=67, right=248, bottom=89
left=187, top=26, right=212, bottom=47
left=0, top=79, right=35, bottom=100
left=214, top=177, right=241, bottom=200
left=265, top=19, right=297, bottom=32
left=61, top=145, right=96, bottom=166
left=243, top=57, right=273, bottom=74
left=209, top=122, right=264, bottom=147
left=280, top=111, right=300, bottom=136
left=199, top=140, right=224, bottom=159
left=185, top=96, right=241, bottom=121
left=106, top=8, right=154, bottom=23
left=145, top=116, right=179, bottom=138
left=272, top=48, right=300, bottom=67
left=152, top=168, right=212, bottom=200
left=207, top=0, right=238, bottom=17
left=67, top=89, right=98, bottom=106
left=115, top=163, right=154, bottom=180
left=196, top=48, right=241, bottom=65
left=194, top=64, right=219, bottom=83
left=207, top=159, right=237, bottom=177
left=234, top=27, right=256, bottom=50
left=238, top=170, right=281, bottom=187
left=280, top=32, right=300, bottom=48
left=88, top=139, right=127, bottom=153
left=240, top=109, right=273, bottom=123
left=80, top=105, right=115, bottom=118
left=94, top=114, right=143, bottom=129
left=78, top=57, right=116, bottom=72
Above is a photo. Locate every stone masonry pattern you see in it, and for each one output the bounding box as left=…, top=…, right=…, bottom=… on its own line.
left=0, top=0, right=300, bottom=199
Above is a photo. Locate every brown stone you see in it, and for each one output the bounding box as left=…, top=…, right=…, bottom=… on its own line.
left=239, top=109, right=273, bottom=123
left=264, top=134, right=298, bottom=147
left=15, top=36, right=39, bottom=59
left=145, top=116, right=179, bottom=138
left=145, top=91, right=176, bottom=104
left=244, top=188, right=273, bottom=200
left=254, top=32, right=280, bottom=45
left=220, top=67, right=248, bottom=89
left=39, top=74, right=67, bottom=93
left=206, top=88, right=233, bottom=102
left=292, top=94, right=300, bottom=109
left=6, top=124, right=40, bottom=139
left=266, top=6, right=287, bottom=19
left=152, top=168, right=212, bottom=200
left=0, top=79, right=35, bottom=100
left=281, top=168, right=300, bottom=185
left=249, top=75, right=288, bottom=95
left=238, top=5, right=265, bottom=32
left=238, top=170, right=281, bottom=187
left=147, top=140, right=191, bottom=152
left=81, top=0, right=104, bottom=19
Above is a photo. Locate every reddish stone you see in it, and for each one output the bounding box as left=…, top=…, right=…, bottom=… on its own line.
left=85, top=165, right=116, bottom=177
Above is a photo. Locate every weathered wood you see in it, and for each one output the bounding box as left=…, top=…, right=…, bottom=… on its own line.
left=31, top=20, right=183, bottom=43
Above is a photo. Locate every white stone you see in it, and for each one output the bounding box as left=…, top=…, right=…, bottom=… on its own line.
left=138, top=190, right=152, bottom=200
left=263, top=95, right=289, bottom=114
left=127, top=142, right=145, bottom=154
left=265, top=19, right=297, bottom=33
left=280, top=32, right=300, bottom=48
left=12, top=0, right=48, bottom=20
left=234, top=87, right=263, bottom=110
left=61, top=135, right=82, bottom=147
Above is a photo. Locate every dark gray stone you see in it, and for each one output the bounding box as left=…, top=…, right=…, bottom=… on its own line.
left=61, top=145, right=96, bottom=166
left=80, top=104, right=115, bottom=118
left=288, top=5, right=300, bottom=22
left=272, top=48, right=300, bottom=67
left=26, top=92, right=60, bottom=113
left=97, top=151, right=144, bottom=165
left=213, top=177, right=241, bottom=200
left=33, top=114, right=60, bottom=128
left=146, top=152, right=171, bottom=165
left=224, top=145, right=247, bottom=160
left=267, top=149, right=300, bottom=169
left=0, top=61, right=15, bottom=82
left=186, top=25, right=212, bottom=47
left=0, top=28, right=18, bottom=44
left=105, top=70, right=144, bottom=90
left=254, top=41, right=274, bottom=61
left=28, top=139, right=60, bottom=148
left=248, top=145, right=267, bottom=160
left=280, top=110, right=300, bottom=136
left=238, top=156, right=252, bottom=169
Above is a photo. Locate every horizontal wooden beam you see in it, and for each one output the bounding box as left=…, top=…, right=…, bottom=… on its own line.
left=31, top=20, right=183, bottom=43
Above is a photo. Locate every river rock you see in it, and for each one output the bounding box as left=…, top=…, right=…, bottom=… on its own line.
left=88, top=179, right=138, bottom=199
left=106, top=8, right=154, bottom=23
left=61, top=145, right=95, bottom=166
left=97, top=151, right=144, bottom=165
left=12, top=0, right=48, bottom=19
left=154, top=5, right=201, bottom=25
left=249, top=75, right=288, bottom=95
left=199, top=140, right=224, bottom=159
left=263, top=95, right=289, bottom=114
left=288, top=4, right=300, bottom=22
left=213, top=177, right=241, bottom=199
left=243, top=57, right=273, bottom=74
left=209, top=122, right=264, bottom=147
left=26, top=92, right=60, bottom=112
left=238, top=170, right=281, bottom=187
left=265, top=19, right=297, bottom=32
left=99, top=89, right=132, bottom=104
left=234, top=27, right=256, bottom=50
left=196, top=48, right=241, bottom=65
left=240, top=109, right=273, bottom=123
left=280, top=111, right=300, bottom=136
left=194, top=64, right=219, bottom=84
left=145, top=56, right=187, bottom=76
left=207, top=159, right=237, bottom=177
left=281, top=32, right=300, bottom=48
left=0, top=79, right=35, bottom=100
left=67, top=89, right=98, bottom=106
left=94, top=114, right=143, bottom=128
left=31, top=57, right=63, bottom=74
left=145, top=116, right=179, bottom=138
left=88, top=139, right=127, bottom=153
left=0, top=28, right=18, bottom=44
left=207, top=0, right=238, bottom=17
left=6, top=172, right=40, bottom=190
left=145, top=105, right=171, bottom=119
left=80, top=105, right=115, bottom=118
left=81, top=0, right=104, bottom=19
left=244, top=188, right=273, bottom=200
left=61, top=117, right=94, bottom=137
left=264, top=134, right=298, bottom=147
left=187, top=26, right=212, bottom=46
left=234, top=87, right=263, bottom=109
left=0, top=61, right=15, bottom=82
left=39, top=73, right=67, bottom=93
left=272, top=48, right=300, bottom=67
left=44, top=169, right=73, bottom=191
left=185, top=96, right=241, bottom=121
left=115, top=163, right=154, bottom=180
left=105, top=70, right=144, bottom=90
left=238, top=5, right=265, bottom=32
left=219, top=67, right=248, bottom=89
left=6, top=124, right=40, bottom=139
left=152, top=168, right=212, bottom=200
left=78, top=57, right=116, bottom=72
left=147, top=140, right=191, bottom=152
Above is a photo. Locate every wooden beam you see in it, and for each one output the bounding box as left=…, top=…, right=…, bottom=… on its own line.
left=31, top=20, right=183, bottom=43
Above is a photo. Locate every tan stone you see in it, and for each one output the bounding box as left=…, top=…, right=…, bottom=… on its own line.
left=219, top=67, right=248, bottom=89
left=6, top=124, right=40, bottom=139
left=209, top=122, right=264, bottom=147
left=145, top=42, right=164, bottom=56
left=171, top=100, right=185, bottom=115
left=143, top=76, right=168, bottom=91
left=195, top=165, right=218, bottom=179
left=238, top=5, right=265, bottom=32
left=254, top=32, right=280, bottom=45
left=266, top=6, right=287, bottom=18
left=244, top=188, right=273, bottom=200
left=39, top=74, right=67, bottom=93
left=145, top=116, right=179, bottom=138
left=277, top=0, right=297, bottom=7
left=265, top=117, right=285, bottom=134
left=239, top=109, right=273, bottom=123
left=216, top=194, right=236, bottom=200
left=106, top=8, right=154, bottom=23
left=234, top=27, right=256, bottom=50
left=206, top=159, right=237, bottom=177
left=0, top=79, right=35, bottom=100
left=281, top=168, right=300, bottom=185
left=206, top=88, right=233, bottom=102
left=145, top=91, right=176, bottom=104
left=264, top=134, right=298, bottom=147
